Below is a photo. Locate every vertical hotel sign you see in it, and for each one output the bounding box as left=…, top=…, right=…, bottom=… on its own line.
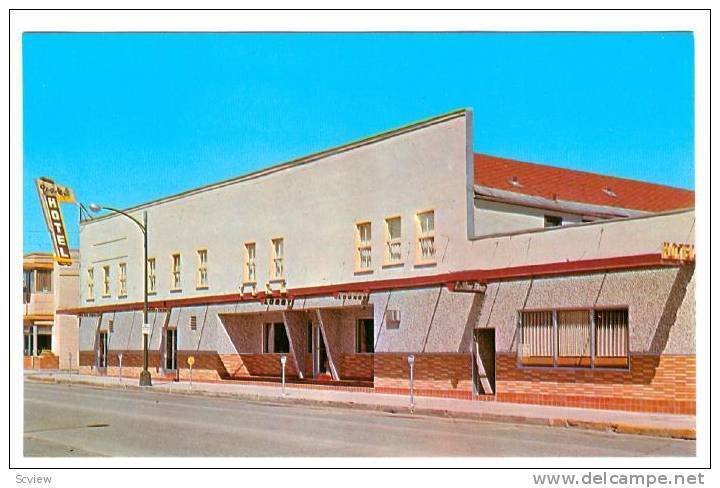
left=35, top=177, right=75, bottom=266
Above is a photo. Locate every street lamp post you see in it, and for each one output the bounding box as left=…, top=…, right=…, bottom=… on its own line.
left=89, top=204, right=152, bottom=386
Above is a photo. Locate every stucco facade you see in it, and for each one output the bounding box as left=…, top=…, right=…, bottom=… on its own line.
left=64, top=110, right=695, bottom=413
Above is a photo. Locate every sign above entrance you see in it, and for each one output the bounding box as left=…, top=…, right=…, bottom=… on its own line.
left=263, top=297, right=293, bottom=308
left=452, top=281, right=487, bottom=293
left=661, top=242, right=695, bottom=263
left=336, top=291, right=369, bottom=303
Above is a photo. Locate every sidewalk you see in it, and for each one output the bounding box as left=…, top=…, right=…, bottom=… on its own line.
left=25, top=371, right=696, bottom=440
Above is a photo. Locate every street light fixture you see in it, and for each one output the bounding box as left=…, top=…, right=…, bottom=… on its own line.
left=89, top=203, right=152, bottom=387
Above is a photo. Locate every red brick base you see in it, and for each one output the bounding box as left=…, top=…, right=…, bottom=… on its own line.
left=23, top=353, right=59, bottom=369
left=373, top=353, right=473, bottom=395
left=74, top=348, right=696, bottom=414
left=495, top=353, right=695, bottom=414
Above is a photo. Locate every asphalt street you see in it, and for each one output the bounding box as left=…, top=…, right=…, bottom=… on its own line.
left=23, top=381, right=695, bottom=457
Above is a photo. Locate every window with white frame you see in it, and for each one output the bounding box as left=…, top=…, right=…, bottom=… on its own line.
left=118, top=262, right=127, bottom=297
left=147, top=258, right=156, bottom=293
left=102, top=265, right=111, bottom=297
left=519, top=308, right=628, bottom=368
left=244, top=242, right=256, bottom=283
left=356, top=222, right=372, bottom=270
left=86, top=268, right=94, bottom=300
left=171, top=254, right=181, bottom=290
left=197, top=249, right=208, bottom=288
left=385, top=217, right=402, bottom=264
left=271, top=238, right=284, bottom=279
left=416, top=210, right=435, bottom=262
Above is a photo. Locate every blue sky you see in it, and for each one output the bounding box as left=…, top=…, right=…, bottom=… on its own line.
left=23, top=32, right=694, bottom=253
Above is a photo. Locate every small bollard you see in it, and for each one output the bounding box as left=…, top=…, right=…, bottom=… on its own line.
left=407, top=354, right=415, bottom=409
left=280, top=354, right=287, bottom=396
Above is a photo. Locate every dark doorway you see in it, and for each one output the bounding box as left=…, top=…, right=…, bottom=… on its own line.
left=165, top=328, right=177, bottom=371
left=473, top=328, right=496, bottom=395
left=97, top=331, right=109, bottom=369
left=313, top=325, right=328, bottom=377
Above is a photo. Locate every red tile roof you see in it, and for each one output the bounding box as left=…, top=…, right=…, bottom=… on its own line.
left=474, top=153, right=694, bottom=213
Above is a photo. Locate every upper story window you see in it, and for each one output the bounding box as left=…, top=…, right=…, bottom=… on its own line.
left=86, top=268, right=94, bottom=301
left=356, top=222, right=372, bottom=271
left=416, top=210, right=435, bottom=263
left=197, top=249, right=208, bottom=288
left=544, top=215, right=563, bottom=228
left=518, top=308, right=629, bottom=369
left=171, top=253, right=182, bottom=290
left=244, top=242, right=256, bottom=283
left=118, top=262, right=127, bottom=297
left=385, top=216, right=402, bottom=265
left=147, top=258, right=156, bottom=294
left=35, top=270, right=52, bottom=293
left=271, top=238, right=284, bottom=280
left=102, top=265, right=111, bottom=297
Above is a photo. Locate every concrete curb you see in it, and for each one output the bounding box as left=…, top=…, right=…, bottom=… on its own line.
left=26, top=375, right=696, bottom=441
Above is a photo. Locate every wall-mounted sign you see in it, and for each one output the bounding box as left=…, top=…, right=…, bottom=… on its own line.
left=337, top=291, right=369, bottom=302
left=661, top=242, right=695, bottom=263
left=35, top=177, right=75, bottom=266
left=453, top=281, right=487, bottom=293
left=263, top=297, right=293, bottom=308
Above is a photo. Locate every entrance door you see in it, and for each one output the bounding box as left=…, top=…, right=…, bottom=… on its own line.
left=97, top=331, right=109, bottom=369
left=473, top=329, right=496, bottom=395
left=165, top=329, right=177, bottom=371
left=313, top=325, right=328, bottom=377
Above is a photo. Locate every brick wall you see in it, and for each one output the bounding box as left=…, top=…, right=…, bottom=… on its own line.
left=23, top=353, right=59, bottom=369
left=219, top=353, right=300, bottom=378
left=374, top=353, right=473, bottom=398
left=495, top=353, right=695, bottom=414
left=338, top=354, right=374, bottom=380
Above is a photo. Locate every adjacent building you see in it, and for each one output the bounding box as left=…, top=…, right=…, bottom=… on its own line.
left=59, top=110, right=695, bottom=413
left=24, top=250, right=80, bottom=369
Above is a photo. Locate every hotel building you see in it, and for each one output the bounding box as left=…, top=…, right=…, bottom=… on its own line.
left=60, top=110, right=695, bottom=413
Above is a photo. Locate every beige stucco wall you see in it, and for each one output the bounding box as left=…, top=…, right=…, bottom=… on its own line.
left=52, top=251, right=80, bottom=368
left=78, top=112, right=473, bottom=306
left=76, top=109, right=694, bottom=311
left=372, top=287, right=481, bottom=353
left=473, top=199, right=583, bottom=236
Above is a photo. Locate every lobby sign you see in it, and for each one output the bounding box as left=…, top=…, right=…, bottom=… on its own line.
left=35, top=177, right=75, bottom=266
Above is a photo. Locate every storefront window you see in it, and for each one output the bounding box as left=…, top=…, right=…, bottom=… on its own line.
left=356, top=318, right=374, bottom=353
left=519, top=308, right=629, bottom=369
left=263, top=322, right=289, bottom=354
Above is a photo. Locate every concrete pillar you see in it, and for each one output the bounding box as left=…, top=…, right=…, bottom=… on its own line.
left=32, top=325, right=38, bottom=356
